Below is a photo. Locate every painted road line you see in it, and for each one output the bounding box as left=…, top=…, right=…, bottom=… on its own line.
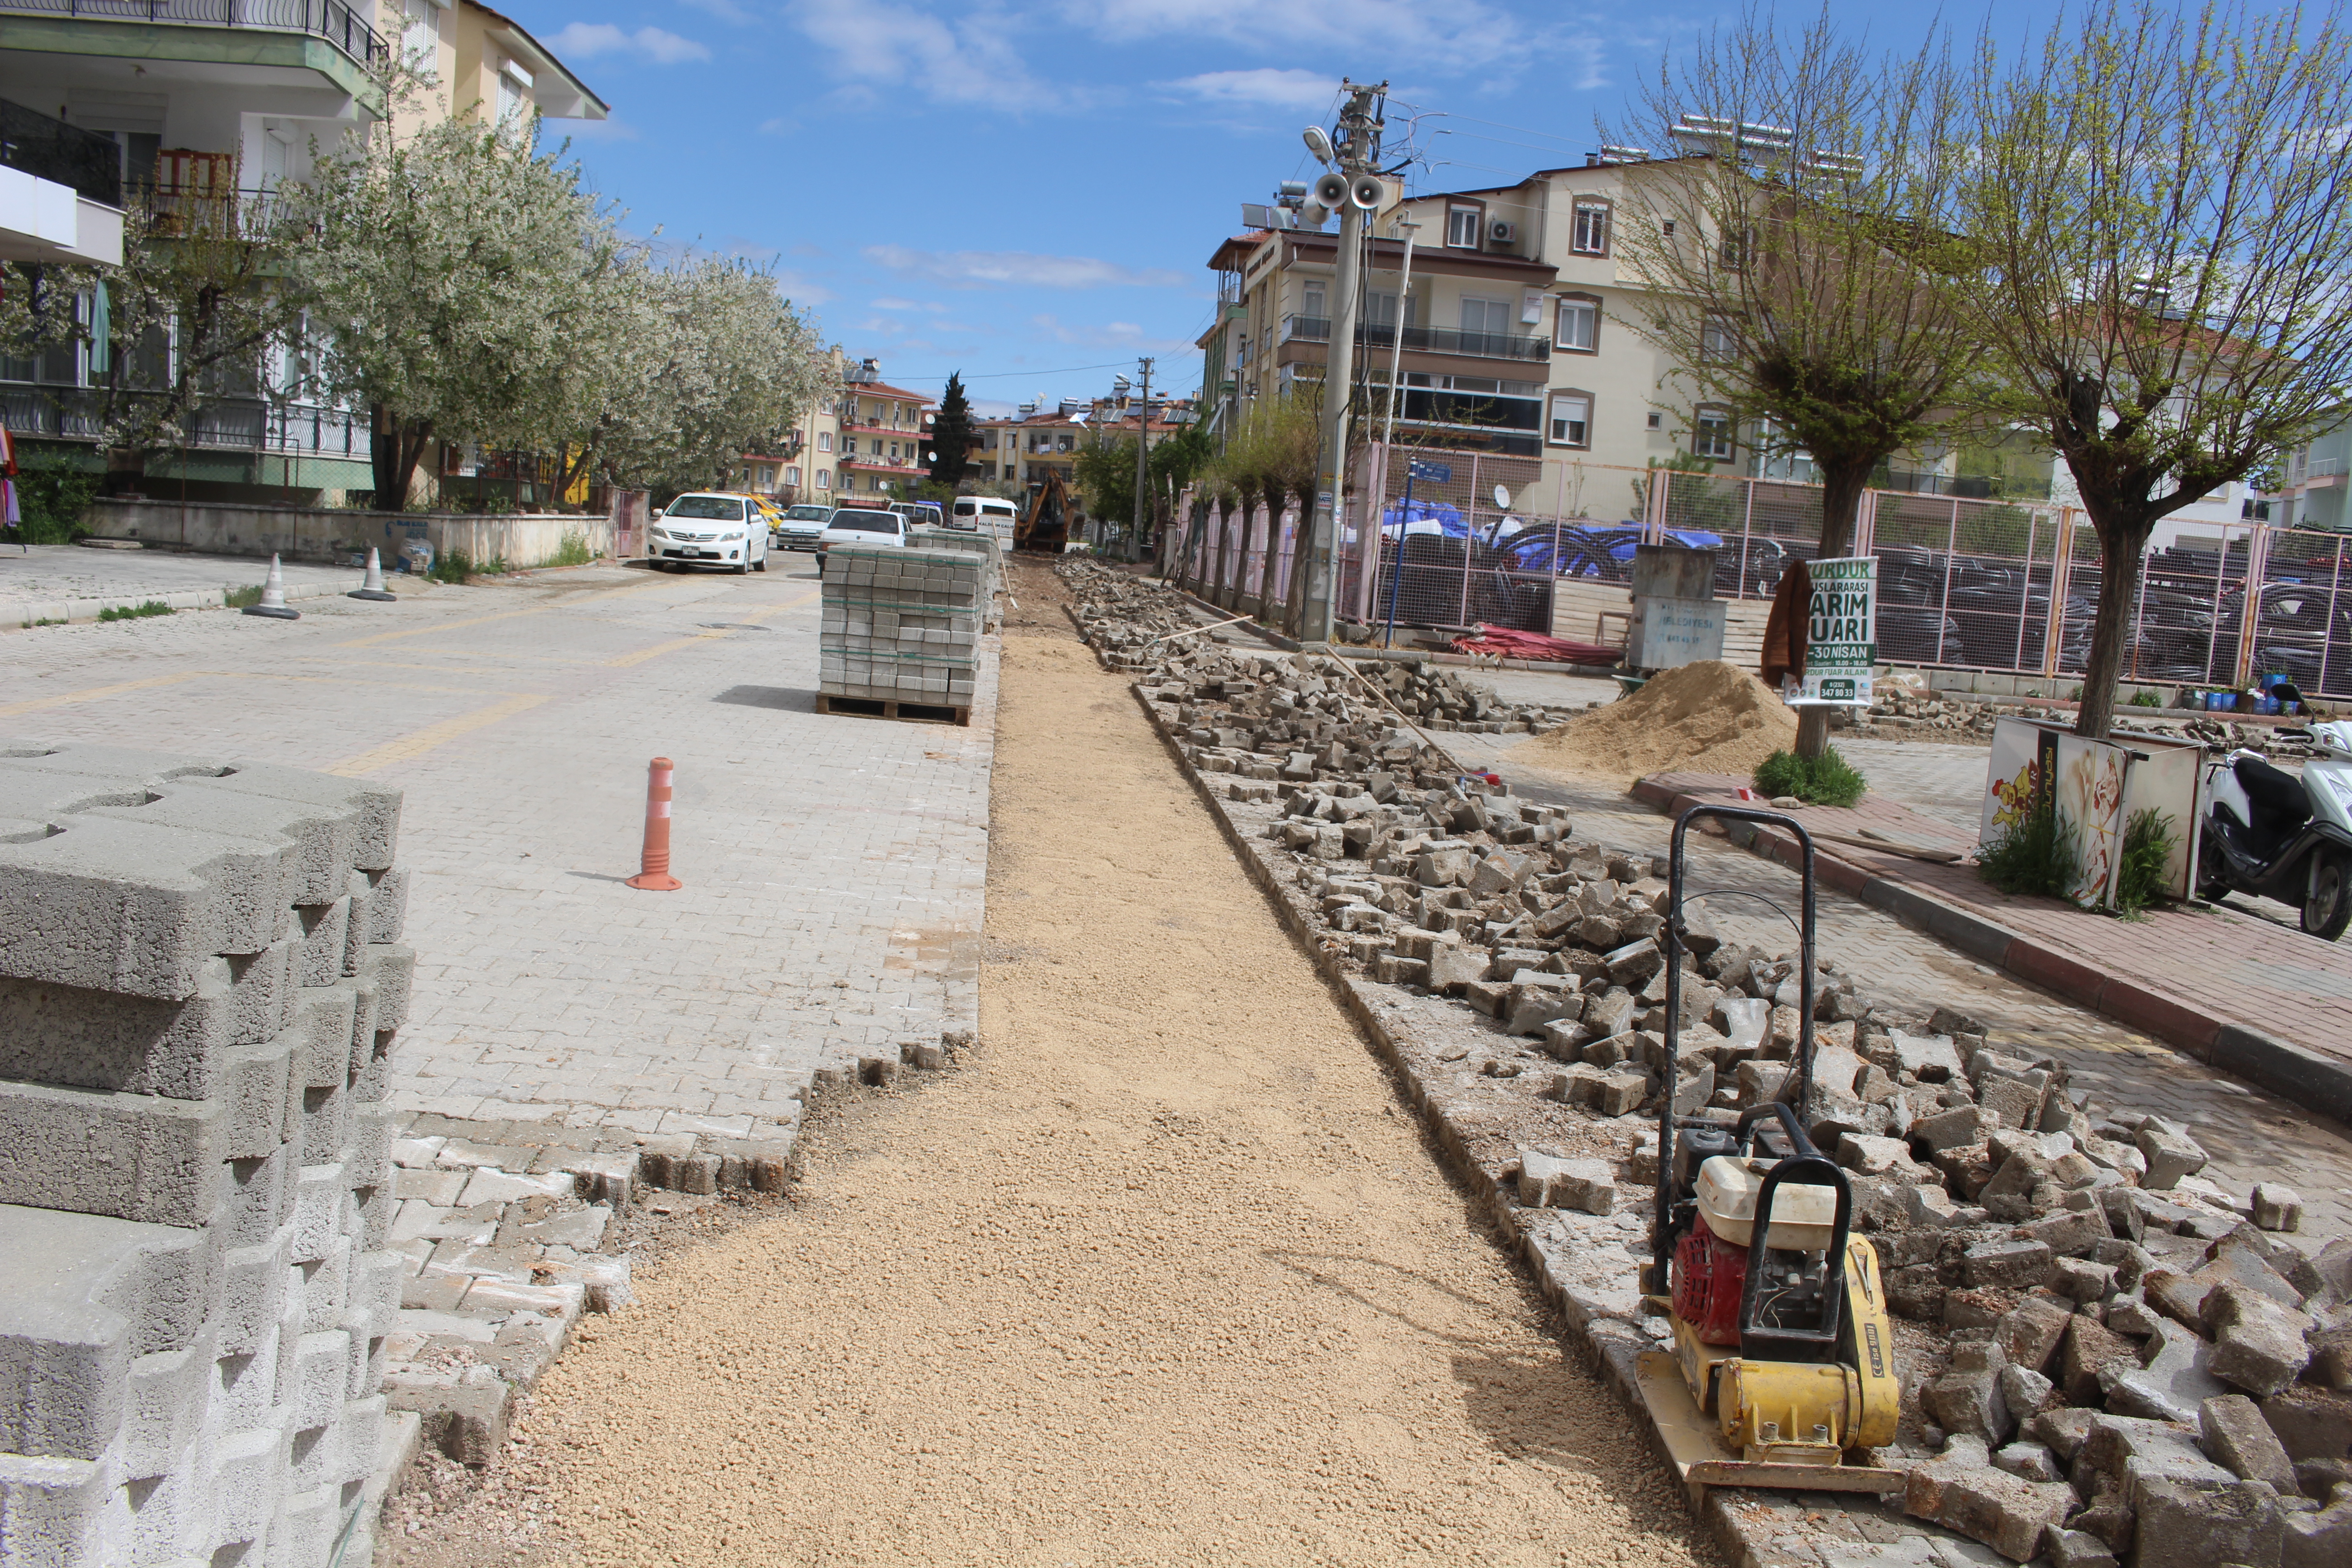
left=0, top=670, right=206, bottom=718
left=328, top=692, right=551, bottom=777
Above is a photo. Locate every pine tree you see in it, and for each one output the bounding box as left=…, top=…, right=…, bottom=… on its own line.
left=928, top=370, right=974, bottom=490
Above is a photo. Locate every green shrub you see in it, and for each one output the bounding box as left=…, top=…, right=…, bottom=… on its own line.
left=2113, top=808, right=2179, bottom=917
left=97, top=600, right=172, bottom=622
left=223, top=583, right=265, bottom=608
left=2068, top=685, right=2084, bottom=701
left=1753, top=745, right=1867, bottom=808
left=426, top=549, right=477, bottom=583
left=13, top=452, right=96, bottom=544
left=547, top=530, right=593, bottom=568
left=20, top=617, right=63, bottom=628
left=1978, top=777, right=2081, bottom=899
left=2129, top=690, right=2162, bottom=707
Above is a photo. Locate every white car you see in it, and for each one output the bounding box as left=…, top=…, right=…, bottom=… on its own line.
left=648, top=493, right=768, bottom=573
left=816, top=506, right=910, bottom=573
left=775, top=503, right=831, bottom=551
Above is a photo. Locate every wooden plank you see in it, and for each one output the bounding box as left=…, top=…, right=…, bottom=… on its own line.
left=817, top=693, right=973, bottom=727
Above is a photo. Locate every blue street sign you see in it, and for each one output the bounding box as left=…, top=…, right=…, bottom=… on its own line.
left=1408, top=461, right=1451, bottom=483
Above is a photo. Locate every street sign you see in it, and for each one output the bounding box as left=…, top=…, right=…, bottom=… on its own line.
left=1408, top=461, right=1451, bottom=483
left=1789, top=556, right=1877, bottom=705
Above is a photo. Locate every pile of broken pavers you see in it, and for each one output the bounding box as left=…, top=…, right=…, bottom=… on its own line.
left=1058, top=560, right=2351, bottom=1568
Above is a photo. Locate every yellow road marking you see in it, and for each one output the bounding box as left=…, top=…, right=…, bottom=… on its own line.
left=328, top=693, right=551, bottom=776
left=0, top=671, right=206, bottom=718
left=600, top=588, right=819, bottom=668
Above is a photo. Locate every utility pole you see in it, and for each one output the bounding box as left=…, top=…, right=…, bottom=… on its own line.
left=1130, top=356, right=1152, bottom=564
left=1304, top=81, right=1386, bottom=646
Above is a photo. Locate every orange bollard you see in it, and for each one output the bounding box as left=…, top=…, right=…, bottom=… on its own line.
left=626, top=756, right=683, bottom=890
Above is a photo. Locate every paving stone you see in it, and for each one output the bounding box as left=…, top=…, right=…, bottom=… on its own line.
left=2108, top=1316, right=2232, bottom=1424
left=2200, top=1393, right=2300, bottom=1490
left=2130, top=1475, right=2283, bottom=1568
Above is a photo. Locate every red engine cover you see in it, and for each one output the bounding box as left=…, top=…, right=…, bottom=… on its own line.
left=1672, top=1212, right=1750, bottom=1346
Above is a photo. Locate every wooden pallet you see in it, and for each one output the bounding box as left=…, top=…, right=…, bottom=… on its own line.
left=816, top=693, right=971, bottom=727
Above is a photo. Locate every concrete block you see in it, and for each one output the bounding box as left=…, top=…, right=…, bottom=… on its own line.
left=1964, top=1240, right=2053, bottom=1291
left=2204, top=1282, right=2314, bottom=1396
left=300, top=1232, right=352, bottom=1333
left=2109, top=1317, right=2231, bottom=1425
left=0, top=812, right=302, bottom=994
left=340, top=1392, right=387, bottom=1485
left=180, top=761, right=400, bottom=874
left=1997, top=1297, right=2073, bottom=1375
left=348, top=1250, right=402, bottom=1341
left=281, top=983, right=361, bottom=1093
left=83, top=774, right=362, bottom=907
left=215, top=1029, right=297, bottom=1162
left=216, top=1225, right=293, bottom=1357
left=0, top=1450, right=127, bottom=1568
left=359, top=944, right=414, bottom=1033
left=2137, top=1123, right=2209, bottom=1191
left=2200, top=1393, right=2299, bottom=1490
left=297, top=1082, right=348, bottom=1168
left=2259, top=1383, right=2352, bottom=1460
left=289, top=1164, right=345, bottom=1266
left=0, top=941, right=289, bottom=1101
left=291, top=898, right=350, bottom=989
left=2251, top=1183, right=2303, bottom=1233
left=0, top=1078, right=224, bottom=1227
left=289, top=1330, right=348, bottom=1430
left=2130, top=1475, right=2283, bottom=1568
left=123, top=1328, right=212, bottom=1480
left=206, top=1421, right=288, bottom=1549
left=1927, top=1339, right=2013, bottom=1443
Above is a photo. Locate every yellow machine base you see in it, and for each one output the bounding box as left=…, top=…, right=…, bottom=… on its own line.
left=1634, top=1349, right=1906, bottom=1497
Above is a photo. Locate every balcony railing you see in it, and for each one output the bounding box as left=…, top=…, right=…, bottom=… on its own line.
left=0, top=384, right=371, bottom=458
left=0, top=97, right=122, bottom=205
left=1281, top=314, right=1552, bottom=364
left=0, top=1, right=387, bottom=69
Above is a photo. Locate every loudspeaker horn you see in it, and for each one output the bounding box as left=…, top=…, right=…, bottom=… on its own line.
left=1312, top=171, right=1349, bottom=211
left=1348, top=173, right=1386, bottom=211
left=1298, top=201, right=1331, bottom=229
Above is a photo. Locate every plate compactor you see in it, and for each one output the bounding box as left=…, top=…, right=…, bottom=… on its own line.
left=1633, top=804, right=1902, bottom=1497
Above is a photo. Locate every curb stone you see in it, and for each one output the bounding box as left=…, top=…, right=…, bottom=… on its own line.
left=1626, top=776, right=2352, bottom=1131
left=1068, top=628, right=1967, bottom=1568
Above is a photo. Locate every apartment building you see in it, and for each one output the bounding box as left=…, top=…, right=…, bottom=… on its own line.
left=832, top=360, right=934, bottom=497
left=975, top=403, right=1088, bottom=492
left=0, top=0, right=604, bottom=501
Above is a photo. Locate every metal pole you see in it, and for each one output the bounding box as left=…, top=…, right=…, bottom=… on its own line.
left=1385, top=466, right=1413, bottom=646
left=1305, top=82, right=1382, bottom=646
left=1381, top=218, right=1418, bottom=449
left=1130, top=357, right=1152, bottom=562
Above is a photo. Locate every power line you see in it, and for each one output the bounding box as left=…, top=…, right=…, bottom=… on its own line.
left=882, top=357, right=1196, bottom=385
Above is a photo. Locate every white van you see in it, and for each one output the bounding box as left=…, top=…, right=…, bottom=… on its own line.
left=648, top=493, right=768, bottom=573
left=951, top=495, right=1019, bottom=546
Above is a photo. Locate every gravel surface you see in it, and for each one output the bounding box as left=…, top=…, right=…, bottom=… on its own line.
left=451, top=561, right=1714, bottom=1567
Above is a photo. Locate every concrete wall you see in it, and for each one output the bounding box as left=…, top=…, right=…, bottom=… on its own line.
left=86, top=500, right=614, bottom=570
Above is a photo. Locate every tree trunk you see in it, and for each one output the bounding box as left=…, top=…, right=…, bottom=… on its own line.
left=371, top=404, right=432, bottom=511
left=2073, top=512, right=2152, bottom=741
left=1283, top=486, right=1316, bottom=637
left=1793, top=458, right=1874, bottom=760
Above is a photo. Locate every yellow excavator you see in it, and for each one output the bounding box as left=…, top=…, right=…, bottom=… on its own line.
left=1015, top=470, right=1072, bottom=554
left=1636, top=804, right=1902, bottom=1501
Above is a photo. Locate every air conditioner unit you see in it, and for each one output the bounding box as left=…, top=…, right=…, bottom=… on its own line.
left=1488, top=220, right=1518, bottom=246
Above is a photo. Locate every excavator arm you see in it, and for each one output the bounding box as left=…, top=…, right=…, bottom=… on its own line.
left=1016, top=470, right=1071, bottom=554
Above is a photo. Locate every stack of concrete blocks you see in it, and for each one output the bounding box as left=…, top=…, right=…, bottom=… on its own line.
left=820, top=544, right=983, bottom=709
left=0, top=741, right=410, bottom=1568
left=907, top=526, right=1003, bottom=627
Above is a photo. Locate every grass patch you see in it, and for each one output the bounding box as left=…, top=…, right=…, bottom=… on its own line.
left=223, top=583, right=265, bottom=608
left=1753, top=745, right=1867, bottom=808
left=426, top=549, right=485, bottom=583
left=2113, top=808, right=2179, bottom=917
left=2129, top=690, right=2162, bottom=707
left=547, top=530, right=594, bottom=568
left=1978, top=779, right=2081, bottom=900
left=20, top=617, right=63, bottom=628
left=97, top=600, right=173, bottom=622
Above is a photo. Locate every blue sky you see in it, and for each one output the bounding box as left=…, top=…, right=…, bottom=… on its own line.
left=505, top=1, right=2095, bottom=413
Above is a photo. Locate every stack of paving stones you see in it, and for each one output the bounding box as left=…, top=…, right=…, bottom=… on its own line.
left=908, top=526, right=1004, bottom=628
left=820, top=545, right=983, bottom=710
left=0, top=741, right=410, bottom=1567
left=1055, top=562, right=2352, bottom=1568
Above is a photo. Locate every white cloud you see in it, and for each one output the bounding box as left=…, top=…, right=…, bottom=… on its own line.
left=866, top=245, right=1189, bottom=289
left=1167, top=68, right=1340, bottom=113
left=549, top=23, right=713, bottom=65
left=1029, top=313, right=1202, bottom=353
left=787, top=0, right=1063, bottom=109
left=678, top=0, right=757, bottom=21
left=872, top=297, right=949, bottom=312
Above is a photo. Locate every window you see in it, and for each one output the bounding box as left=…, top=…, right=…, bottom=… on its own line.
left=888, top=442, right=900, bottom=459
left=1694, top=407, right=1735, bottom=462
left=1446, top=204, right=1484, bottom=248
left=1366, top=289, right=1403, bottom=328
left=1004, top=465, right=1017, bottom=480
left=1571, top=201, right=1611, bottom=256
left=1556, top=294, right=1599, bottom=353
left=1719, top=226, right=1753, bottom=271
left=1460, top=296, right=1512, bottom=342
left=818, top=431, right=833, bottom=452
left=1646, top=412, right=1662, bottom=430
left=1301, top=279, right=1327, bottom=321
left=1701, top=315, right=1737, bottom=362
left=1548, top=392, right=1592, bottom=448
left=786, top=466, right=801, bottom=485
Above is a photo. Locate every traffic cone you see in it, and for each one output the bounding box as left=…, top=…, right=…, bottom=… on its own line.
left=348, top=548, right=397, bottom=602
left=242, top=554, right=300, bottom=619
left=626, top=757, right=683, bottom=890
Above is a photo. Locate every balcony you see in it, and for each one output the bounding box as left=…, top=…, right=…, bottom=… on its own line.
left=0, top=97, right=120, bottom=205
left=0, top=383, right=371, bottom=459
left=0, top=0, right=387, bottom=69
left=1281, top=315, right=1551, bottom=365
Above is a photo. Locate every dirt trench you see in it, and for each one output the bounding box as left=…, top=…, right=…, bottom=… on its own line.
left=443, top=559, right=1710, bottom=1566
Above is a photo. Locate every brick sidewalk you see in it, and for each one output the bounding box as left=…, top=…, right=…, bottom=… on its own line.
left=1633, top=769, right=2352, bottom=1125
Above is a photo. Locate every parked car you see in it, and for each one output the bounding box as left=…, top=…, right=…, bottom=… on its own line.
left=648, top=493, right=768, bottom=573
left=817, top=506, right=910, bottom=573
left=951, top=496, right=1019, bottom=544
left=775, top=503, right=832, bottom=551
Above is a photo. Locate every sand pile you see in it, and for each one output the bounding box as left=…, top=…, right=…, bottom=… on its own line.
left=1516, top=659, right=1798, bottom=782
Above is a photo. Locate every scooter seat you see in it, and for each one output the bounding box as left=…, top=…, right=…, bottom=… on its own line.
left=2234, top=755, right=2312, bottom=835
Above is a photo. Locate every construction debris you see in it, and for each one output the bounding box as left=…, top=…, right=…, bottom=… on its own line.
left=1059, top=559, right=2352, bottom=1568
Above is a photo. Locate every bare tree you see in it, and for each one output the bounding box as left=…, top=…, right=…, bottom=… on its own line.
left=1962, top=0, right=2352, bottom=739
left=1608, top=5, right=1989, bottom=756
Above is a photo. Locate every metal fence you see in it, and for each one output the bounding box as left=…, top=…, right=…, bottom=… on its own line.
left=1177, top=445, right=2352, bottom=699
left=0, top=1, right=387, bottom=66
left=2, top=385, right=371, bottom=459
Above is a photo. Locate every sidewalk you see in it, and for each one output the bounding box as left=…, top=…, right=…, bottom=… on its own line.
left=1630, top=769, right=2352, bottom=1126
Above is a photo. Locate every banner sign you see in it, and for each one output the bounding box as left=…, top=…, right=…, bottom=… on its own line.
left=1791, top=555, right=1877, bottom=705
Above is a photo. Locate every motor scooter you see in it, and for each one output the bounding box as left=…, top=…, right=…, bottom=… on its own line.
left=2199, top=719, right=2352, bottom=940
